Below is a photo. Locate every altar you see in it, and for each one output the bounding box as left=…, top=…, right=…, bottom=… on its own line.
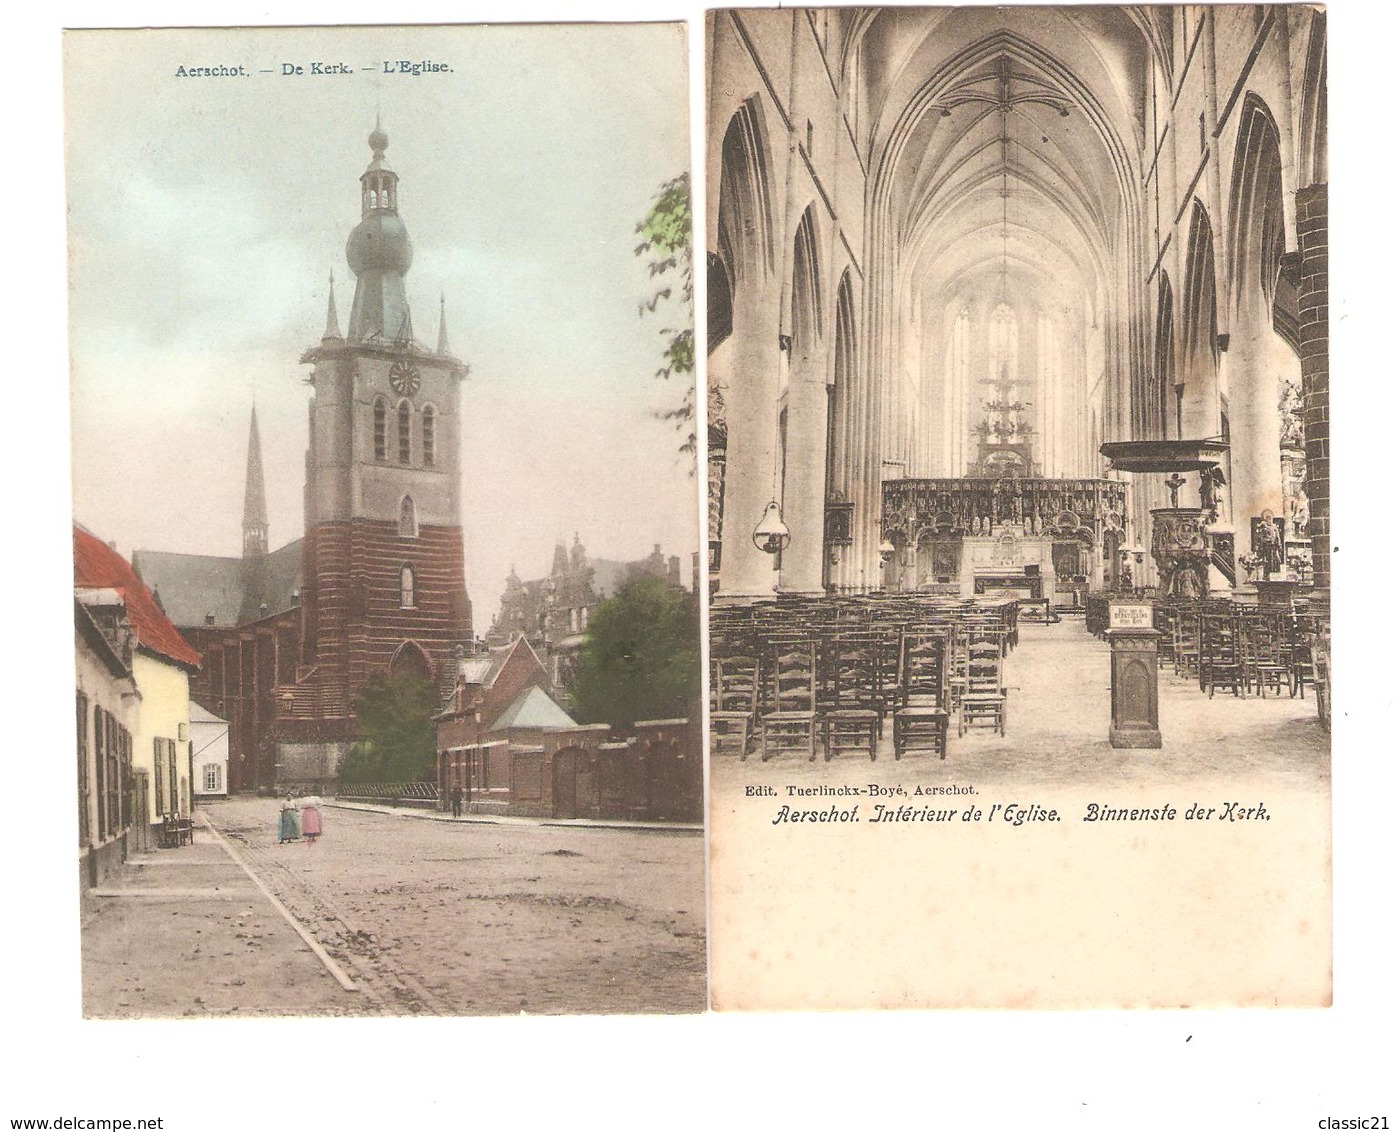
left=880, top=364, right=1127, bottom=603
left=881, top=480, right=1124, bottom=602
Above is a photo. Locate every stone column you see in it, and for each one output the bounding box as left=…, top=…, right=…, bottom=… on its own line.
left=779, top=347, right=831, bottom=595
left=716, top=294, right=784, bottom=601
left=1296, top=184, right=1329, bottom=595
left=1222, top=325, right=1287, bottom=528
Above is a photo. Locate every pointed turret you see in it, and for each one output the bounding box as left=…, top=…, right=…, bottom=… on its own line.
left=243, top=406, right=269, bottom=560
left=436, top=291, right=451, bottom=355
left=323, top=272, right=343, bottom=343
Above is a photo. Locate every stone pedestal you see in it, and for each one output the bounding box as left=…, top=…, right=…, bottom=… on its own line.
left=1107, top=625, right=1162, bottom=749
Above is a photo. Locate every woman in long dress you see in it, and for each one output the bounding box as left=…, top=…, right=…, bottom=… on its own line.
left=277, top=795, right=300, bottom=843
left=300, top=800, right=323, bottom=845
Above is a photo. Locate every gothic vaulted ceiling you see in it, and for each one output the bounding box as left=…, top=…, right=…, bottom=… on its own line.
left=839, top=7, right=1153, bottom=326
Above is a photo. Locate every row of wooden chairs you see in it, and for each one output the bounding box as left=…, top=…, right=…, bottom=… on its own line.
left=1155, top=602, right=1314, bottom=699
left=711, top=621, right=1009, bottom=762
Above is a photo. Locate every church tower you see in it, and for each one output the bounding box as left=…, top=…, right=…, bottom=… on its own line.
left=297, top=121, right=472, bottom=719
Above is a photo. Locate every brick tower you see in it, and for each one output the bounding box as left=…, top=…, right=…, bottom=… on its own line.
left=290, top=120, right=473, bottom=748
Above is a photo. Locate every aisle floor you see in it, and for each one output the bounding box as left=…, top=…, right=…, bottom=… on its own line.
left=715, top=617, right=1329, bottom=792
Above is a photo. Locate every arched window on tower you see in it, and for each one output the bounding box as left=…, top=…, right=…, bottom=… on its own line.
left=398, top=400, right=411, bottom=464
left=399, top=564, right=416, bottom=609
left=373, top=398, right=387, bottom=460
left=422, top=405, right=436, bottom=467
left=399, top=495, right=417, bottom=538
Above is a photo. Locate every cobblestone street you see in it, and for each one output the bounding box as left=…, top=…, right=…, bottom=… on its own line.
left=83, top=799, right=705, bottom=1017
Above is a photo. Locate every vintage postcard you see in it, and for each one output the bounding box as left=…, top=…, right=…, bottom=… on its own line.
left=66, top=21, right=702, bottom=1017
left=704, top=5, right=1331, bottom=1009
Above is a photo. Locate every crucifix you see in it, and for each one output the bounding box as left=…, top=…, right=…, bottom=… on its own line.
left=1164, top=472, right=1187, bottom=509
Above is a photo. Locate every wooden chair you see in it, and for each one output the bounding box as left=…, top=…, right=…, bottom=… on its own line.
left=1242, top=614, right=1289, bottom=697
left=892, top=630, right=950, bottom=760
left=710, top=654, right=759, bottom=759
left=1288, top=615, right=1314, bottom=699
left=758, top=641, right=820, bottom=762
left=1173, top=606, right=1201, bottom=678
left=1154, top=606, right=1177, bottom=670
left=1199, top=612, right=1242, bottom=698
left=822, top=633, right=883, bottom=761
left=958, top=638, right=1007, bottom=736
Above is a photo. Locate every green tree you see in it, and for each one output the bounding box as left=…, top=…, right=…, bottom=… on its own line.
left=571, top=575, right=700, bottom=731
left=338, top=670, right=439, bottom=784
left=635, top=171, right=695, bottom=453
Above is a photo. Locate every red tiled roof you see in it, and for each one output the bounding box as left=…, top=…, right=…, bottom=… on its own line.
left=73, top=526, right=201, bottom=670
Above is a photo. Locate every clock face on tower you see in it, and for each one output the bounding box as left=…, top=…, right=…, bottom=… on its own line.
left=389, top=361, right=421, bottom=397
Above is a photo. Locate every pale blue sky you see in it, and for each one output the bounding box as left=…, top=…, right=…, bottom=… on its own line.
left=66, top=23, right=694, bottom=623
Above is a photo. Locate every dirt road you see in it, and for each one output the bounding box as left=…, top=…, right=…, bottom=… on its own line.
left=82, top=798, right=705, bottom=1017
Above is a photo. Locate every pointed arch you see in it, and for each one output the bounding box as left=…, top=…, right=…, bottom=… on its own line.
left=388, top=639, right=431, bottom=681
left=829, top=271, right=857, bottom=500
left=716, top=97, right=777, bottom=288
left=1182, top=201, right=1218, bottom=390
left=1298, top=13, right=1327, bottom=188
left=707, top=252, right=733, bottom=354
left=1155, top=272, right=1176, bottom=438
left=1227, top=95, right=1287, bottom=320
left=789, top=206, right=823, bottom=355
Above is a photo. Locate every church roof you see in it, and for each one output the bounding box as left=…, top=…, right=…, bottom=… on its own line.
left=489, top=685, right=576, bottom=733
left=74, top=527, right=201, bottom=671
left=132, top=538, right=303, bottom=629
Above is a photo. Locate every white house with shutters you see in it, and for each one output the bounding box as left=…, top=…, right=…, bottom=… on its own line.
left=190, top=701, right=229, bottom=798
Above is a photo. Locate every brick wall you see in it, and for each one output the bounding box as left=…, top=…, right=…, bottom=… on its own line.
left=1296, top=183, right=1329, bottom=596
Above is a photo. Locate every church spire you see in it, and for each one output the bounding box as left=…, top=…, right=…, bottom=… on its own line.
left=436, top=291, right=450, bottom=355
left=323, top=272, right=343, bottom=342
left=243, top=405, right=269, bottom=560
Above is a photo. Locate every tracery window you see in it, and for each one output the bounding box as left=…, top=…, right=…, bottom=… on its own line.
left=398, top=400, right=411, bottom=464
left=373, top=399, right=387, bottom=460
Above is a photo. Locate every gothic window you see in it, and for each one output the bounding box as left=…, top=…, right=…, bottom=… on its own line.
left=400, top=564, right=417, bottom=609
left=373, top=399, right=387, bottom=460
left=399, top=495, right=418, bottom=538
left=422, top=405, right=436, bottom=466
left=398, top=400, right=411, bottom=463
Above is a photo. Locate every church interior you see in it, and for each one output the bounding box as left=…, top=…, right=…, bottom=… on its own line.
left=705, top=5, right=1329, bottom=763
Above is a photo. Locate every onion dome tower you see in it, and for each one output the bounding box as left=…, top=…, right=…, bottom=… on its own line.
left=293, top=120, right=473, bottom=737
left=346, top=117, right=415, bottom=344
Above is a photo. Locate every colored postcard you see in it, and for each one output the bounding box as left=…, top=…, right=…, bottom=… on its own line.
left=66, top=22, right=702, bottom=1017
left=704, top=4, right=1330, bottom=1009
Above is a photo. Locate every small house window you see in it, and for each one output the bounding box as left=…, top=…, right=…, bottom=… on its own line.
left=398, top=401, right=411, bottom=463
left=400, top=564, right=417, bottom=609
left=203, top=763, right=222, bottom=793
left=422, top=405, right=436, bottom=466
